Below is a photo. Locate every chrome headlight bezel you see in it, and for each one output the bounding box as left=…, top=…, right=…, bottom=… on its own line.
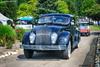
left=29, top=32, right=35, bottom=44
left=51, top=33, right=58, bottom=44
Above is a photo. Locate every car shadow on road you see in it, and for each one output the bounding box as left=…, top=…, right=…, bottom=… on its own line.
left=17, top=52, right=64, bottom=61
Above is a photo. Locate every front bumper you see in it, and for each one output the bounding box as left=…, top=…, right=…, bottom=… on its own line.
left=80, top=29, right=90, bottom=33
left=21, top=44, right=67, bottom=50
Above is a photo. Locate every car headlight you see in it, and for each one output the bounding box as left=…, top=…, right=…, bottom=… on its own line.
left=29, top=32, right=35, bottom=44
left=51, top=33, right=58, bottom=44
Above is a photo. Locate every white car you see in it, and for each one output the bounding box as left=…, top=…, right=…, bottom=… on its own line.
left=15, top=24, right=33, bottom=30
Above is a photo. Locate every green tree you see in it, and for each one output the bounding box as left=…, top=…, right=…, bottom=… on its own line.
left=17, top=0, right=69, bottom=18
left=37, top=0, right=57, bottom=14
left=64, top=0, right=76, bottom=13
left=65, top=0, right=96, bottom=16
left=17, top=0, right=28, bottom=6
left=55, top=0, right=69, bottom=13
left=38, top=0, right=57, bottom=11
left=17, top=0, right=38, bottom=17
left=37, top=0, right=69, bottom=15
left=81, top=0, right=96, bottom=15
left=85, top=4, right=100, bottom=20
left=0, top=0, right=17, bottom=19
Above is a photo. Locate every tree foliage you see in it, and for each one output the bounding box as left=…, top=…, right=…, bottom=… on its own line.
left=65, top=0, right=96, bottom=16
left=0, top=0, right=100, bottom=20
left=36, top=0, right=58, bottom=16
left=17, top=0, right=38, bottom=17
left=85, top=4, right=100, bottom=20
left=0, top=0, right=17, bottom=19
left=17, top=0, right=69, bottom=18
left=38, top=0, right=57, bottom=11
left=17, top=0, right=28, bottom=6
left=81, top=0, right=96, bottom=15
left=55, top=0, right=69, bottom=13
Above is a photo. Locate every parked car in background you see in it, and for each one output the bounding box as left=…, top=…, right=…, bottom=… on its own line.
left=21, top=14, right=81, bottom=59
left=0, top=13, right=13, bottom=25
left=15, top=16, right=34, bottom=30
left=79, top=22, right=90, bottom=36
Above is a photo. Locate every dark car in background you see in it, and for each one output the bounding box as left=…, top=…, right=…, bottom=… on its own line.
left=21, top=14, right=81, bottom=59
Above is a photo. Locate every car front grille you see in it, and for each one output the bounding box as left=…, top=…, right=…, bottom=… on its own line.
left=35, top=29, right=51, bottom=45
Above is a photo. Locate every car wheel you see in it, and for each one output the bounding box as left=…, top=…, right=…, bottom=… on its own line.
left=24, top=49, right=33, bottom=58
left=63, top=41, right=71, bottom=59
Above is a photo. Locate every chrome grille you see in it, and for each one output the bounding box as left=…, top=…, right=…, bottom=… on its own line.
left=35, top=29, right=51, bottom=45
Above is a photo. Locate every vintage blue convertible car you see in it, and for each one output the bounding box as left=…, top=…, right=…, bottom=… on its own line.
left=22, top=14, right=81, bottom=59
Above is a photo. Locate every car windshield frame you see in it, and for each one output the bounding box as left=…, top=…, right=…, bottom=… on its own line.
left=38, top=15, right=71, bottom=25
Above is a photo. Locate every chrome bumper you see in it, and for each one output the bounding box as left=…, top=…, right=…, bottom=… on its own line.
left=21, top=44, right=67, bottom=50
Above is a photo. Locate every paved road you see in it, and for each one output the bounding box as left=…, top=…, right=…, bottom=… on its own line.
left=0, top=35, right=96, bottom=67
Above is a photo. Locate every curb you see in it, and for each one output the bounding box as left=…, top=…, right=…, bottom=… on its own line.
left=0, top=50, right=18, bottom=59
left=95, top=37, right=100, bottom=67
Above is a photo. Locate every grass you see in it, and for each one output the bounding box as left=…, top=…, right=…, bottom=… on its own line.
left=90, top=25, right=100, bottom=31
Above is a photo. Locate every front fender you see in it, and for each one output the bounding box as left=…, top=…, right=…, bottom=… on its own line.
left=22, top=32, right=30, bottom=44
left=58, top=31, right=70, bottom=46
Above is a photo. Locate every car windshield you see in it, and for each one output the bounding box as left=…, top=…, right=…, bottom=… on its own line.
left=38, top=16, right=70, bottom=24
left=80, top=23, right=89, bottom=26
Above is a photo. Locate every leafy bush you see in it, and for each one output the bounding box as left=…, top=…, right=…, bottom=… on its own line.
left=15, top=28, right=25, bottom=41
left=90, top=25, right=100, bottom=31
left=0, top=25, right=16, bottom=49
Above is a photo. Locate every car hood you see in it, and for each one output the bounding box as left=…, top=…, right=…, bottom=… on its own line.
left=32, top=25, right=66, bottom=33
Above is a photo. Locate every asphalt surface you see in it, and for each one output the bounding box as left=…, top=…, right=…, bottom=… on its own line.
left=0, top=35, right=96, bottom=67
